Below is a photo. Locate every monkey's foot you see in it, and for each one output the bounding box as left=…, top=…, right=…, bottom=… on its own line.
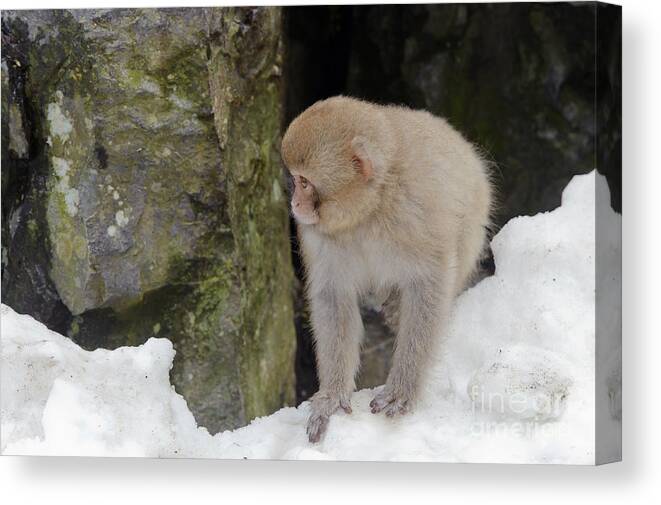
left=369, top=388, right=410, bottom=417
left=306, top=391, right=352, bottom=443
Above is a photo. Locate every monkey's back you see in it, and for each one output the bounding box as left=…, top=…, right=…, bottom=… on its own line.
left=380, top=104, right=493, bottom=291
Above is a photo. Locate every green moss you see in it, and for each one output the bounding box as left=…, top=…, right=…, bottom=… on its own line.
left=208, top=7, right=296, bottom=420
left=44, top=94, right=97, bottom=314
left=26, top=219, right=38, bottom=240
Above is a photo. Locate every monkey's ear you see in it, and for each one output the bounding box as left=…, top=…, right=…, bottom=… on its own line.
left=350, top=136, right=374, bottom=182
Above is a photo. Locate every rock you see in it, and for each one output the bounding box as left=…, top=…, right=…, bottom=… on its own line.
left=1, top=7, right=296, bottom=433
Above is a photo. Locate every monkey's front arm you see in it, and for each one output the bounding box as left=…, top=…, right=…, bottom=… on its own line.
left=306, top=285, right=363, bottom=443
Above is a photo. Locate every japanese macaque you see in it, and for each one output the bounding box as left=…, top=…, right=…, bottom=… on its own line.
left=282, top=96, right=493, bottom=443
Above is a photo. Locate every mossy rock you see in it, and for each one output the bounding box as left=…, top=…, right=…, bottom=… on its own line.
left=1, top=7, right=296, bottom=433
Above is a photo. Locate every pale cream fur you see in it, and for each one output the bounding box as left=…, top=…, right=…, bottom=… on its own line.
left=282, top=96, right=493, bottom=443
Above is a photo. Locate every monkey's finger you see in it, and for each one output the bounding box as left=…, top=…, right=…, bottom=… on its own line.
left=306, top=415, right=328, bottom=444
left=384, top=399, right=409, bottom=417
left=370, top=394, right=393, bottom=413
left=340, top=400, right=352, bottom=414
left=371, top=405, right=390, bottom=414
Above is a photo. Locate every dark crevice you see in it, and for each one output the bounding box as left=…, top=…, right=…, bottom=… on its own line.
left=2, top=16, right=73, bottom=334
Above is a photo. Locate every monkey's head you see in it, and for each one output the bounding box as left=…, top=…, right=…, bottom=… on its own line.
left=281, top=97, right=390, bottom=235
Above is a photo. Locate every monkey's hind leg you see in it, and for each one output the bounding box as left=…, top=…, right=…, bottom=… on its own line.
left=370, top=273, right=451, bottom=417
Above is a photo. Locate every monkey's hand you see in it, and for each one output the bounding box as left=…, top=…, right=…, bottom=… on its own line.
left=306, top=391, right=352, bottom=443
left=369, top=385, right=411, bottom=417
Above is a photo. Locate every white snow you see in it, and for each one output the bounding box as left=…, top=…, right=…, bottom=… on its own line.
left=0, top=171, right=621, bottom=463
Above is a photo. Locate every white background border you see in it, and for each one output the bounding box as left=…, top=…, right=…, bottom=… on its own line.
left=1, top=0, right=657, bottom=503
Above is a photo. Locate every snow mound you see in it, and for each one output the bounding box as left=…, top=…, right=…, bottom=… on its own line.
left=1, top=171, right=621, bottom=463
left=466, top=345, right=573, bottom=422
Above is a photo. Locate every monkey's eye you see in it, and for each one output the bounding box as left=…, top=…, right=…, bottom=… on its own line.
left=300, top=176, right=309, bottom=189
